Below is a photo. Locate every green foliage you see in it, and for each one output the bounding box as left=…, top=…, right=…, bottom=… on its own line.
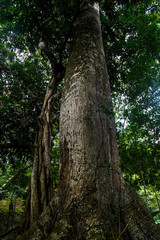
left=139, top=186, right=160, bottom=225
left=0, top=161, right=32, bottom=200
left=0, top=46, right=48, bottom=136
left=0, top=0, right=78, bottom=58
left=0, top=162, right=31, bottom=232
left=101, top=0, right=160, bottom=99
left=0, top=197, right=24, bottom=232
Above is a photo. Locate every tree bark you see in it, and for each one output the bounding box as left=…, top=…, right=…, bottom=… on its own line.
left=58, top=1, right=121, bottom=238
left=16, top=1, right=160, bottom=239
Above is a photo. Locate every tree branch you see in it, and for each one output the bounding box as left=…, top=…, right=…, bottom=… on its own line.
left=38, top=41, right=56, bottom=70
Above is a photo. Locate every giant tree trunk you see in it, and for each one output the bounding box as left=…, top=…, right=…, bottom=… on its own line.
left=58, top=1, right=121, bottom=238
left=16, top=1, right=160, bottom=239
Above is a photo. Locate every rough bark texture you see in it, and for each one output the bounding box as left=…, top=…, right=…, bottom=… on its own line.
left=16, top=1, right=160, bottom=239
left=58, top=1, right=121, bottom=238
